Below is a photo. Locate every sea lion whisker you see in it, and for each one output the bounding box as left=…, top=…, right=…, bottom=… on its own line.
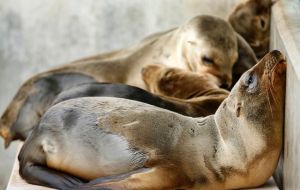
left=270, top=86, right=279, bottom=106
left=267, top=75, right=279, bottom=106
left=269, top=64, right=280, bottom=105
left=266, top=90, right=274, bottom=118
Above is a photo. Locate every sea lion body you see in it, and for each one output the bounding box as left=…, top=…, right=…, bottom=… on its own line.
left=18, top=50, right=286, bottom=189
left=52, top=82, right=193, bottom=116
left=0, top=15, right=257, bottom=146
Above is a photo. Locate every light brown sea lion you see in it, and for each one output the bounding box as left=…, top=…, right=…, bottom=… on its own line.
left=228, top=0, right=277, bottom=59
left=18, top=50, right=286, bottom=190
left=0, top=15, right=257, bottom=147
left=141, top=64, right=223, bottom=99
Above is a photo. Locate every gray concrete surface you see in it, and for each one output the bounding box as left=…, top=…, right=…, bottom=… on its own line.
left=0, top=1, right=238, bottom=189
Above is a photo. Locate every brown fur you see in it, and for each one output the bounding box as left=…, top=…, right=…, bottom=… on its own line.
left=142, top=64, right=223, bottom=99
left=228, top=0, right=277, bottom=58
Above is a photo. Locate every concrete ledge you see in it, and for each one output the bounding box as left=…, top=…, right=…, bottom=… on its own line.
left=270, top=0, right=300, bottom=189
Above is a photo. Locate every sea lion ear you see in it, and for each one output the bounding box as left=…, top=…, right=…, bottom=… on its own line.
left=236, top=102, right=242, bottom=117
left=232, top=33, right=258, bottom=86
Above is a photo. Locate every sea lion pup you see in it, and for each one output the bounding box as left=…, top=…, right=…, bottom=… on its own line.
left=228, top=0, right=277, bottom=59
left=18, top=50, right=286, bottom=190
left=0, top=15, right=257, bottom=147
left=141, top=64, right=225, bottom=99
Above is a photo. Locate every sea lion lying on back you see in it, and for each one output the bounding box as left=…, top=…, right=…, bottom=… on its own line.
left=0, top=15, right=257, bottom=147
left=18, top=50, right=286, bottom=189
left=229, top=0, right=277, bottom=58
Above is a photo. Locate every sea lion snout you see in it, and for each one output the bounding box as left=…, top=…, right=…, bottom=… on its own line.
left=263, top=50, right=286, bottom=74
left=220, top=74, right=232, bottom=89
left=270, top=50, right=285, bottom=63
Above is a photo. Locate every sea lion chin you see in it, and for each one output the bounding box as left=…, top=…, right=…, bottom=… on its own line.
left=18, top=50, right=286, bottom=190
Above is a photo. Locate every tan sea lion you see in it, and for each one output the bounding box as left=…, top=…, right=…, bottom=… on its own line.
left=18, top=50, right=286, bottom=189
left=0, top=15, right=257, bottom=147
left=141, top=64, right=223, bottom=99
left=228, top=0, right=277, bottom=59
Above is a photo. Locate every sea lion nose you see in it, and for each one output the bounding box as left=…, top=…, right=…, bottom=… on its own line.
left=220, top=75, right=232, bottom=90
left=270, top=50, right=283, bottom=59
left=220, top=83, right=229, bottom=89
left=269, top=50, right=286, bottom=65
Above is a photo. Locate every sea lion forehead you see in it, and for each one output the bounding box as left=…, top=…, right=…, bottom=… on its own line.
left=183, top=15, right=237, bottom=50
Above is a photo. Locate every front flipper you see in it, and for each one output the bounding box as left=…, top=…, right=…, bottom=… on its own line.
left=20, top=163, right=86, bottom=189
left=71, top=166, right=191, bottom=190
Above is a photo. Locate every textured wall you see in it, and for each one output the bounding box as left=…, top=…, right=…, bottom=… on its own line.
left=0, top=0, right=238, bottom=189
left=270, top=0, right=300, bottom=189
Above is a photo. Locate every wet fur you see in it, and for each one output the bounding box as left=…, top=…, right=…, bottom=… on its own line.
left=18, top=51, right=286, bottom=190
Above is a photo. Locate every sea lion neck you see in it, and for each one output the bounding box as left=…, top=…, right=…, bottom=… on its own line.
left=212, top=98, right=268, bottom=161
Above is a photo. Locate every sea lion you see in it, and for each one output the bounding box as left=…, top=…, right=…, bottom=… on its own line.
left=0, top=15, right=257, bottom=147
left=141, top=64, right=223, bottom=99
left=2, top=70, right=227, bottom=148
left=228, top=0, right=277, bottom=59
left=53, top=81, right=228, bottom=118
left=18, top=50, right=286, bottom=189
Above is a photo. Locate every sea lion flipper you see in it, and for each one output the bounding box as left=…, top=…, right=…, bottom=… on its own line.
left=72, top=166, right=188, bottom=190
left=19, top=163, right=85, bottom=189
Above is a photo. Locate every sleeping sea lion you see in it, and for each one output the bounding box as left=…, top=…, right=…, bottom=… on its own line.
left=0, top=15, right=257, bottom=147
left=18, top=50, right=286, bottom=189
left=3, top=67, right=227, bottom=148
left=141, top=64, right=223, bottom=99
left=228, top=0, right=277, bottom=59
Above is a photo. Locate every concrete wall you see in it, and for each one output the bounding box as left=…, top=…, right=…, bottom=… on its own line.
left=270, top=0, right=300, bottom=189
left=0, top=0, right=239, bottom=189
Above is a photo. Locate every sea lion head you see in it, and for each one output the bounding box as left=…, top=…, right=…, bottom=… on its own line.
left=217, top=50, right=286, bottom=148
left=214, top=50, right=286, bottom=186
left=229, top=0, right=277, bottom=58
left=180, top=15, right=238, bottom=89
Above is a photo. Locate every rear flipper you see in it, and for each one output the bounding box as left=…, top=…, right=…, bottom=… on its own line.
left=0, top=72, right=96, bottom=147
left=69, top=166, right=191, bottom=190
left=19, top=163, right=86, bottom=189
